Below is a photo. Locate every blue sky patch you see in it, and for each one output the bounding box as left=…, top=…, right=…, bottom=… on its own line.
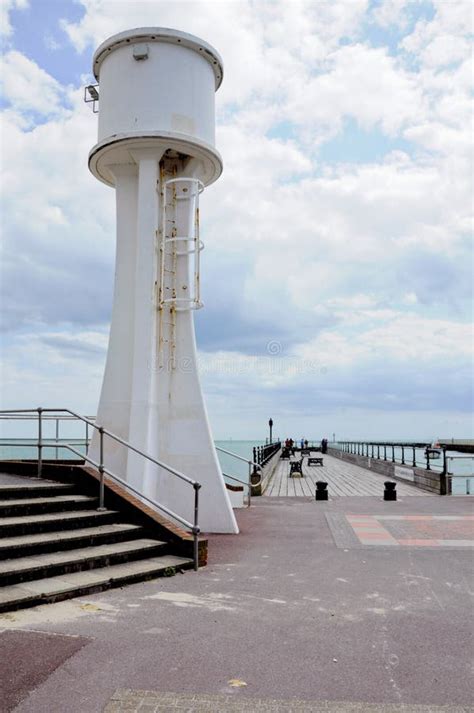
left=318, top=117, right=413, bottom=164
left=6, top=0, right=86, bottom=85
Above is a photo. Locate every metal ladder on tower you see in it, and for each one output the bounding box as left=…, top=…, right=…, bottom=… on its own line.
left=157, top=167, right=205, bottom=369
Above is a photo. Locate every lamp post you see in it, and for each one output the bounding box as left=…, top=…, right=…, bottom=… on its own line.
left=269, top=418, right=273, bottom=444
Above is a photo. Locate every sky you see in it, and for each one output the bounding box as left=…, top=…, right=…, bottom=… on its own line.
left=0, top=0, right=473, bottom=441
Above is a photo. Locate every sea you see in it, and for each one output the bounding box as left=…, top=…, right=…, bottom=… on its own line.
left=0, top=439, right=472, bottom=478
left=0, top=439, right=264, bottom=485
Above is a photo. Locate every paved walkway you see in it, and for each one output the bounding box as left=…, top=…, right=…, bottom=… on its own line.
left=2, top=494, right=472, bottom=712
left=264, top=454, right=428, bottom=497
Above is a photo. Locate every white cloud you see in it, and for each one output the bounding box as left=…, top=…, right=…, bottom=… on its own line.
left=371, top=0, right=413, bottom=29
left=280, top=41, right=425, bottom=142
left=0, top=51, right=66, bottom=116
left=1, top=1, right=472, bottom=434
left=401, top=0, right=472, bottom=67
left=0, top=0, right=28, bottom=38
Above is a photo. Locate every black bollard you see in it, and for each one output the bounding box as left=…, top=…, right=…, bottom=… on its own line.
left=315, top=481, right=328, bottom=501
left=384, top=481, right=397, bottom=501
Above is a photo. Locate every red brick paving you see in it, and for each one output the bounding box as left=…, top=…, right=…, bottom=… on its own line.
left=346, top=514, right=474, bottom=547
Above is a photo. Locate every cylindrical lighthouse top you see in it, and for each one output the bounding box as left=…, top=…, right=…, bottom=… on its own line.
left=88, top=27, right=223, bottom=187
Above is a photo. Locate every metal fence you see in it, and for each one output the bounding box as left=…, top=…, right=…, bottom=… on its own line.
left=253, top=441, right=281, bottom=470
left=333, top=441, right=446, bottom=473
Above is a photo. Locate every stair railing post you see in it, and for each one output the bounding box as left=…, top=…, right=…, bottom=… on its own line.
left=391, top=445, right=395, bottom=463
left=412, top=446, right=417, bottom=468
left=55, top=418, right=59, bottom=461
left=98, top=426, right=106, bottom=511
left=37, top=407, right=43, bottom=478
left=193, top=483, right=201, bottom=571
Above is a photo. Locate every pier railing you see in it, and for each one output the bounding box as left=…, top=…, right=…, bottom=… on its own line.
left=334, top=441, right=446, bottom=473
left=253, top=441, right=281, bottom=470
left=0, top=408, right=201, bottom=570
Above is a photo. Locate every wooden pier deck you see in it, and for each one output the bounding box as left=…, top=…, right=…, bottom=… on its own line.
left=264, top=453, right=430, bottom=497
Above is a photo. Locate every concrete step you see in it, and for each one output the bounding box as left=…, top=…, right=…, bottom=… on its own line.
left=0, top=509, right=120, bottom=537
left=0, top=555, right=194, bottom=612
left=0, top=481, right=76, bottom=499
left=0, top=494, right=97, bottom=517
left=0, top=538, right=169, bottom=585
left=0, top=523, right=145, bottom=559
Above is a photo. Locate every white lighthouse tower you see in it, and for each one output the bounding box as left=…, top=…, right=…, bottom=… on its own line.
left=87, top=28, right=238, bottom=534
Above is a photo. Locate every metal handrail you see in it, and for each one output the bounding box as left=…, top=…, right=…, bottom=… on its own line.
left=2, top=439, right=196, bottom=533
left=222, top=472, right=248, bottom=486
left=221, top=471, right=254, bottom=507
left=215, top=444, right=263, bottom=507
left=333, top=440, right=446, bottom=471
left=215, top=444, right=257, bottom=465
left=446, top=455, right=474, bottom=477
left=0, top=408, right=201, bottom=570
left=38, top=408, right=198, bottom=486
left=0, top=414, right=96, bottom=420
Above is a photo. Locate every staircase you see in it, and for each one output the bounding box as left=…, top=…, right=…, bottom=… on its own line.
left=0, top=475, right=194, bottom=612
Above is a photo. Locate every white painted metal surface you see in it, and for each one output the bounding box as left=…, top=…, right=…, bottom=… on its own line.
left=89, top=28, right=223, bottom=188
left=88, top=28, right=238, bottom=534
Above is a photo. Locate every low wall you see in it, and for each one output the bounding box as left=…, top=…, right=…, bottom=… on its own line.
left=253, top=447, right=281, bottom=496
left=327, top=448, right=446, bottom=494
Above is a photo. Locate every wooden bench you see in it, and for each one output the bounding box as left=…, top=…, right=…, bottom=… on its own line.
left=308, top=457, right=324, bottom=467
left=289, top=460, right=303, bottom=477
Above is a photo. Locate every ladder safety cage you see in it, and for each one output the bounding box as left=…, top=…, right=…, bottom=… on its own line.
left=159, top=177, right=205, bottom=313
left=157, top=176, right=205, bottom=369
